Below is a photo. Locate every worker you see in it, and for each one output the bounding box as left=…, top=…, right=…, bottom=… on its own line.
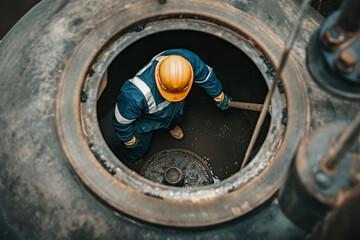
left=113, top=48, right=231, bottom=161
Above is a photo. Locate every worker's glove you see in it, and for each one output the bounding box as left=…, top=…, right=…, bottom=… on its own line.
left=214, top=92, right=232, bottom=110
left=124, top=136, right=140, bottom=149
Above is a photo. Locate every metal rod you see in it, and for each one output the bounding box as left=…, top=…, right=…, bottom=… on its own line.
left=240, top=0, right=312, bottom=170
left=324, top=112, right=360, bottom=170
left=228, top=101, right=270, bottom=112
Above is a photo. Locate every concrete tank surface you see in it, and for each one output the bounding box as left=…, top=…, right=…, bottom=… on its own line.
left=0, top=0, right=357, bottom=239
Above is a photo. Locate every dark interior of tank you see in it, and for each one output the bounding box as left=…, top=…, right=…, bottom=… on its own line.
left=97, top=30, right=270, bottom=181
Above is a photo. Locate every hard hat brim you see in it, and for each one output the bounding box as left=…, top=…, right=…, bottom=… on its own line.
left=155, top=56, right=194, bottom=102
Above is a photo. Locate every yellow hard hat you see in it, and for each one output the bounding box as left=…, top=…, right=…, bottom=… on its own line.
left=155, top=55, right=194, bottom=102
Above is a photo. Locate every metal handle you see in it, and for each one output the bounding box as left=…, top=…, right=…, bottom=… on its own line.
left=228, top=101, right=271, bottom=112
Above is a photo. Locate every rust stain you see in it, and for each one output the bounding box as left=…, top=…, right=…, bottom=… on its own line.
left=231, top=207, right=242, bottom=215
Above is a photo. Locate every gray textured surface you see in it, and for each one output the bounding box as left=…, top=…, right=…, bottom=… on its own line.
left=0, top=0, right=357, bottom=239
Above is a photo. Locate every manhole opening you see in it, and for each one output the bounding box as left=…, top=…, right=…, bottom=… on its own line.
left=60, top=5, right=299, bottom=225
left=96, top=30, right=270, bottom=182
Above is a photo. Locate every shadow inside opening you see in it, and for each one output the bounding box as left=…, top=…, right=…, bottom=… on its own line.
left=97, top=30, right=270, bottom=181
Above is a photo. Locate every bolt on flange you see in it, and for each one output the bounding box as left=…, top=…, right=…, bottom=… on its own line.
left=322, top=27, right=345, bottom=51
left=334, top=49, right=357, bottom=73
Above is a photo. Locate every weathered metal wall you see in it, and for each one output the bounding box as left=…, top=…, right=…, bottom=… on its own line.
left=0, top=0, right=357, bottom=239
left=0, top=0, right=343, bottom=39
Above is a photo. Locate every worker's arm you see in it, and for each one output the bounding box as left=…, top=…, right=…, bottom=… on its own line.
left=191, top=58, right=232, bottom=109
left=194, top=63, right=223, bottom=98
left=181, top=50, right=232, bottom=109
left=112, top=81, right=143, bottom=145
left=213, top=92, right=232, bottom=110
left=190, top=54, right=232, bottom=110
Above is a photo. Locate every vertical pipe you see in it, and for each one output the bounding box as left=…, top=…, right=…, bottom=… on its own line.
left=337, top=0, right=360, bottom=32
left=324, top=112, right=360, bottom=170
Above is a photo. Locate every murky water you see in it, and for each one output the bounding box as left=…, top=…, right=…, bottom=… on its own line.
left=98, top=30, right=270, bottom=181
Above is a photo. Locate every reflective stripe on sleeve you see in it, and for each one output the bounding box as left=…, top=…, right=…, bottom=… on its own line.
left=194, top=65, right=213, bottom=84
left=129, top=77, right=157, bottom=114
left=114, top=104, right=135, bottom=124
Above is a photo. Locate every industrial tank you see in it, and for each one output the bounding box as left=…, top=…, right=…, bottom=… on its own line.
left=0, top=0, right=358, bottom=239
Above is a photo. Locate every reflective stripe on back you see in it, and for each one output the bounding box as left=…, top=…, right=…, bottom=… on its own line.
left=129, top=76, right=171, bottom=114
left=156, top=100, right=171, bottom=112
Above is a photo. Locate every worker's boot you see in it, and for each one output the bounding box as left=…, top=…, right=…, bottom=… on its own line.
left=169, top=125, right=184, bottom=140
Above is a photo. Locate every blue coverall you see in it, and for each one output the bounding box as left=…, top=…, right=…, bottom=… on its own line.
left=113, top=49, right=223, bottom=160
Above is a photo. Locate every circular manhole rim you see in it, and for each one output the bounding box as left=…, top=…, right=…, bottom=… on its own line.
left=56, top=1, right=308, bottom=227
left=80, top=18, right=285, bottom=198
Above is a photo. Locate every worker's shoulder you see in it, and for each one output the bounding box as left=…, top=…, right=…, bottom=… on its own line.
left=120, top=79, right=147, bottom=100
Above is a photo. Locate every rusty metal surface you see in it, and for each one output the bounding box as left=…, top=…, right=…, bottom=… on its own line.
left=323, top=113, right=360, bottom=170
left=321, top=28, right=343, bottom=50
left=0, top=0, right=306, bottom=231
left=228, top=101, right=267, bottom=112
left=307, top=183, right=360, bottom=240
left=61, top=0, right=306, bottom=226
left=297, top=125, right=360, bottom=205
left=140, top=149, right=214, bottom=187
left=334, top=49, right=357, bottom=73
left=307, top=9, right=360, bottom=99
left=279, top=124, right=360, bottom=231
